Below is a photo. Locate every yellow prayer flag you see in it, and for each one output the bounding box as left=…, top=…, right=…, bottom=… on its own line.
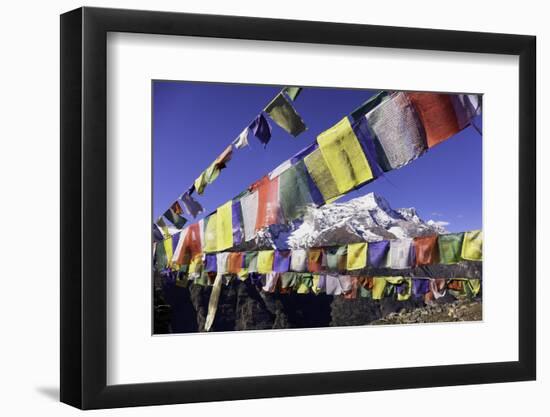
left=311, top=274, right=321, bottom=295
left=385, top=277, right=411, bottom=301
left=461, top=230, right=483, bottom=261
left=304, top=148, right=341, bottom=202
left=317, top=117, right=373, bottom=194
left=194, top=171, right=208, bottom=195
left=468, top=279, right=481, bottom=296
left=257, top=250, right=275, bottom=274
left=216, top=201, right=233, bottom=251
left=163, top=237, right=173, bottom=268
left=372, top=277, right=387, bottom=300
left=346, top=242, right=368, bottom=270
left=188, top=253, right=203, bottom=274
left=203, top=213, right=218, bottom=253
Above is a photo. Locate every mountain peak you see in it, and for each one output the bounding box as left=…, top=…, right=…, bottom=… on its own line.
left=273, top=192, right=449, bottom=249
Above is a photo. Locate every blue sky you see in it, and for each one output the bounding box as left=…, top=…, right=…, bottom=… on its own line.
left=153, top=81, right=482, bottom=233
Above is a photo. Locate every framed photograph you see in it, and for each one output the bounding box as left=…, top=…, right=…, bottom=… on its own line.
left=60, top=6, right=536, bottom=409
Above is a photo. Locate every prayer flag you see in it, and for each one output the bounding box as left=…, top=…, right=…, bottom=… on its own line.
left=325, top=246, right=347, bottom=272
left=262, top=273, right=280, bottom=293
left=407, top=93, right=460, bottom=148
left=414, top=235, right=439, bottom=266
left=438, top=233, right=464, bottom=264
left=204, top=273, right=223, bottom=331
left=279, top=160, right=317, bottom=222
left=346, top=242, right=368, bottom=270
left=451, top=94, right=482, bottom=129
left=227, top=252, right=244, bottom=274
left=244, top=251, right=258, bottom=273
left=232, top=200, right=243, bottom=246
left=290, top=249, right=308, bottom=272
left=216, top=201, right=233, bottom=251
left=304, top=147, right=340, bottom=203
left=264, top=93, right=307, bottom=137
left=367, top=240, right=389, bottom=268
left=282, top=86, right=302, bottom=101
left=205, top=253, right=217, bottom=272
left=234, top=127, right=250, bottom=149
left=366, top=92, right=427, bottom=171
left=216, top=252, right=230, bottom=274
left=317, top=117, right=374, bottom=194
left=388, top=238, right=414, bottom=269
left=273, top=250, right=291, bottom=273
left=163, top=207, right=187, bottom=229
left=461, top=230, right=483, bottom=261
left=170, top=201, right=183, bottom=215
left=307, top=248, right=323, bottom=273
left=194, top=171, right=207, bottom=195
left=352, top=116, right=384, bottom=179
left=240, top=190, right=259, bottom=241
left=372, top=277, right=387, bottom=300
left=203, top=213, right=218, bottom=253
left=253, top=176, right=280, bottom=231
left=180, top=192, right=203, bottom=218
left=249, top=114, right=272, bottom=147
left=257, top=250, right=275, bottom=274
left=350, top=91, right=390, bottom=122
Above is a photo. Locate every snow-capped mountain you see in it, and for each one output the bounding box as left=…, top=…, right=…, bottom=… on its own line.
left=255, top=192, right=449, bottom=249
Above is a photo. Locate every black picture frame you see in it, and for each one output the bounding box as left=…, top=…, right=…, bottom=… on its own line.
left=60, top=6, right=536, bottom=410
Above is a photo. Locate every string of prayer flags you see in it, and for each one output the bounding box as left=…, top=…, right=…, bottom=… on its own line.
left=317, top=117, right=374, bottom=194
left=438, top=232, right=464, bottom=264
left=264, top=93, right=307, bottom=137
left=346, top=242, right=368, bottom=270
left=282, top=86, right=302, bottom=101
left=461, top=230, right=483, bottom=261
left=249, top=113, right=272, bottom=147
left=366, top=92, right=428, bottom=171
left=414, top=235, right=439, bottom=266
left=180, top=191, right=204, bottom=218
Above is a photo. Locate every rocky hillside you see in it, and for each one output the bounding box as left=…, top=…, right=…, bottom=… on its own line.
left=155, top=279, right=482, bottom=334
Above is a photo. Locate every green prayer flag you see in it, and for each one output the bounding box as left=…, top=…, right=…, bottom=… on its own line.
left=279, top=160, right=315, bottom=221
left=438, top=233, right=464, bottom=264
left=283, top=86, right=302, bottom=101
left=350, top=91, right=390, bottom=122
left=163, top=208, right=187, bottom=229
left=264, top=93, right=307, bottom=137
